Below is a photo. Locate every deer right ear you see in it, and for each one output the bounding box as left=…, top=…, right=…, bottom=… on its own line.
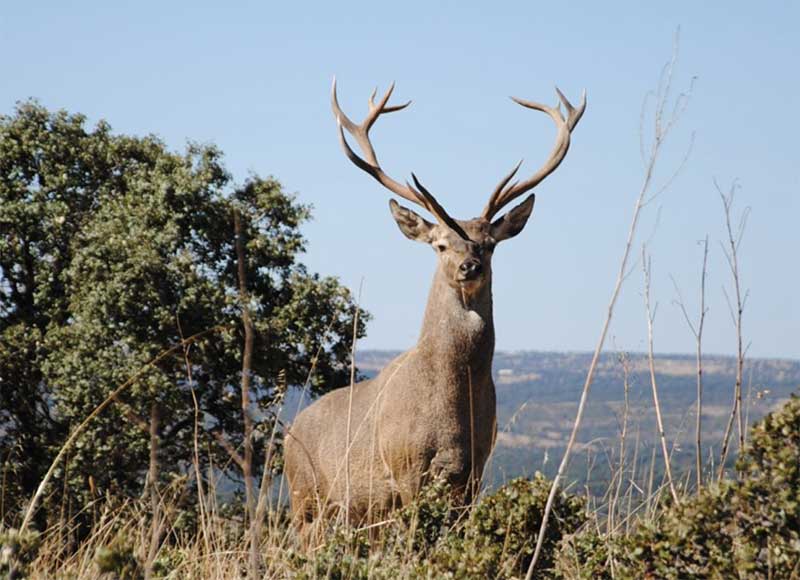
left=389, top=200, right=435, bottom=243
left=490, top=194, right=535, bottom=242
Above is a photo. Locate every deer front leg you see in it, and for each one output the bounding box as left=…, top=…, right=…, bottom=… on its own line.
left=430, top=447, right=478, bottom=502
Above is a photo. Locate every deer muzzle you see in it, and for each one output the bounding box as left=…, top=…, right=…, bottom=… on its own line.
left=458, top=258, right=483, bottom=281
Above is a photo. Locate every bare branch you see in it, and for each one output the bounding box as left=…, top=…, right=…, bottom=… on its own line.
left=716, top=179, right=749, bottom=478
left=525, top=37, right=693, bottom=578
left=671, top=236, right=709, bottom=489
left=646, top=130, right=695, bottom=203
left=345, top=279, right=364, bottom=525
left=642, top=246, right=679, bottom=503
left=670, top=274, right=698, bottom=337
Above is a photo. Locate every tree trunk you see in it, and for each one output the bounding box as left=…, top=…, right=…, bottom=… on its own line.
left=234, top=209, right=259, bottom=578
left=145, top=401, right=161, bottom=580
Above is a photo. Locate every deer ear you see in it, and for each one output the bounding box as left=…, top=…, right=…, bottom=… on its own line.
left=490, top=194, right=535, bottom=242
left=389, top=199, right=435, bottom=243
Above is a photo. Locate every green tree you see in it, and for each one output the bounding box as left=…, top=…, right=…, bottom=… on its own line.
left=1, top=102, right=113, bottom=515
left=0, top=101, right=366, bottom=526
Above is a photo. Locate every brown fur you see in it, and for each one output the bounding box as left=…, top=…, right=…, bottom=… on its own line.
left=284, top=198, right=535, bottom=531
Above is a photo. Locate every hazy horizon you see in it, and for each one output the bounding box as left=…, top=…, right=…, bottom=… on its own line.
left=356, top=346, right=800, bottom=363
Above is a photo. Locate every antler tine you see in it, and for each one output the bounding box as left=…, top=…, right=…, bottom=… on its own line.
left=482, top=87, right=586, bottom=220
left=368, top=84, right=412, bottom=117
left=482, top=159, right=523, bottom=220
left=410, top=174, right=469, bottom=240
left=555, top=87, right=587, bottom=130
left=332, top=78, right=460, bottom=231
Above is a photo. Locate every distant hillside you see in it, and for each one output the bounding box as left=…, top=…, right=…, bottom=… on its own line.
left=354, top=350, right=800, bottom=491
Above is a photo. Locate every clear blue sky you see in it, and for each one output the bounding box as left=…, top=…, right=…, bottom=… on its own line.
left=2, top=1, right=797, bottom=359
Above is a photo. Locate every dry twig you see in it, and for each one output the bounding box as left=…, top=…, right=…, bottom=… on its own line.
left=525, top=35, right=694, bottom=579
left=641, top=248, right=678, bottom=503
left=670, top=235, right=709, bottom=488
left=716, top=180, right=750, bottom=480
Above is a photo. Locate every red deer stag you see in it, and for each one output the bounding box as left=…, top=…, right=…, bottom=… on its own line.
left=285, top=80, right=585, bottom=533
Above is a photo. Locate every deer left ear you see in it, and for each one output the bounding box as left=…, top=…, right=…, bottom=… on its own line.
left=490, top=194, right=535, bottom=242
left=389, top=199, right=435, bottom=243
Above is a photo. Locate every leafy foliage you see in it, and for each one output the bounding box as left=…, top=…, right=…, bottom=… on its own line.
left=556, top=395, right=800, bottom=579
left=0, top=101, right=366, bottom=525
left=0, top=527, right=40, bottom=579
left=427, top=474, right=585, bottom=579
left=396, top=475, right=461, bottom=550
left=94, top=533, right=143, bottom=580
left=290, top=474, right=585, bottom=580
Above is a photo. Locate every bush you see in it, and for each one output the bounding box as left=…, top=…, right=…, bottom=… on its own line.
left=291, top=473, right=585, bottom=580
left=396, top=475, right=462, bottom=550
left=0, top=528, right=41, bottom=580
left=558, top=395, right=800, bottom=579
left=426, top=474, right=586, bottom=579
left=94, top=533, right=143, bottom=580
left=0, top=102, right=366, bottom=528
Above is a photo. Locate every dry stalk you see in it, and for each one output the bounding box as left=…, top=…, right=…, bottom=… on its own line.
left=645, top=443, right=658, bottom=520
left=716, top=180, right=750, bottom=480
left=625, top=422, right=641, bottom=535
left=743, top=367, right=755, bottom=444
left=670, top=235, right=709, bottom=489
left=269, top=320, right=335, bottom=545
left=525, top=36, right=693, bottom=579
left=253, top=368, right=287, bottom=552
left=345, top=280, right=364, bottom=525
left=641, top=248, right=678, bottom=503
left=608, top=351, right=632, bottom=533
left=177, top=315, right=212, bottom=556
left=1, top=445, right=15, bottom=523
left=144, top=402, right=161, bottom=579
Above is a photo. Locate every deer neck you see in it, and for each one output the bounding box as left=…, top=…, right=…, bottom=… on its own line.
left=416, top=266, right=495, bottom=383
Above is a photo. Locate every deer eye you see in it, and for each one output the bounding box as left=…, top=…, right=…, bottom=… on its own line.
left=435, top=243, right=448, bottom=253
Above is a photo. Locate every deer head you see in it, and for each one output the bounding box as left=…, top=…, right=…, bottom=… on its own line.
left=331, top=79, right=586, bottom=295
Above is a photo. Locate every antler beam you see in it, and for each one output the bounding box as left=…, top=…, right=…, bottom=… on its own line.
left=482, top=88, right=587, bottom=220
left=331, top=79, right=466, bottom=236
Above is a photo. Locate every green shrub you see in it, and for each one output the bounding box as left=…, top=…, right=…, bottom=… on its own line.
left=424, top=474, right=586, bottom=579
left=555, top=526, right=639, bottom=580
left=0, top=527, right=41, bottom=579
left=292, top=473, right=585, bottom=580
left=290, top=526, right=376, bottom=580
left=396, top=476, right=461, bottom=550
left=94, top=533, right=143, bottom=580
left=559, top=395, right=800, bottom=579
left=151, top=545, right=186, bottom=579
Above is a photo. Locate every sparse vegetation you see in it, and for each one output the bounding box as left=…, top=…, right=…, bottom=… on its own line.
left=2, top=398, right=799, bottom=577
left=556, top=395, right=800, bottom=579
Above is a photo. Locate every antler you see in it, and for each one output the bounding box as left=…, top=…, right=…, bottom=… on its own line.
left=482, top=88, right=587, bottom=220
left=331, top=78, right=467, bottom=237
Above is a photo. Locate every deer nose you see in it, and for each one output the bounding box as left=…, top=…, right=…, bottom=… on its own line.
left=459, top=259, right=482, bottom=279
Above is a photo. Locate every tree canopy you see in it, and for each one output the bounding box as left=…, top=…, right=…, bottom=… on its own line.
left=0, top=101, right=366, bottom=524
